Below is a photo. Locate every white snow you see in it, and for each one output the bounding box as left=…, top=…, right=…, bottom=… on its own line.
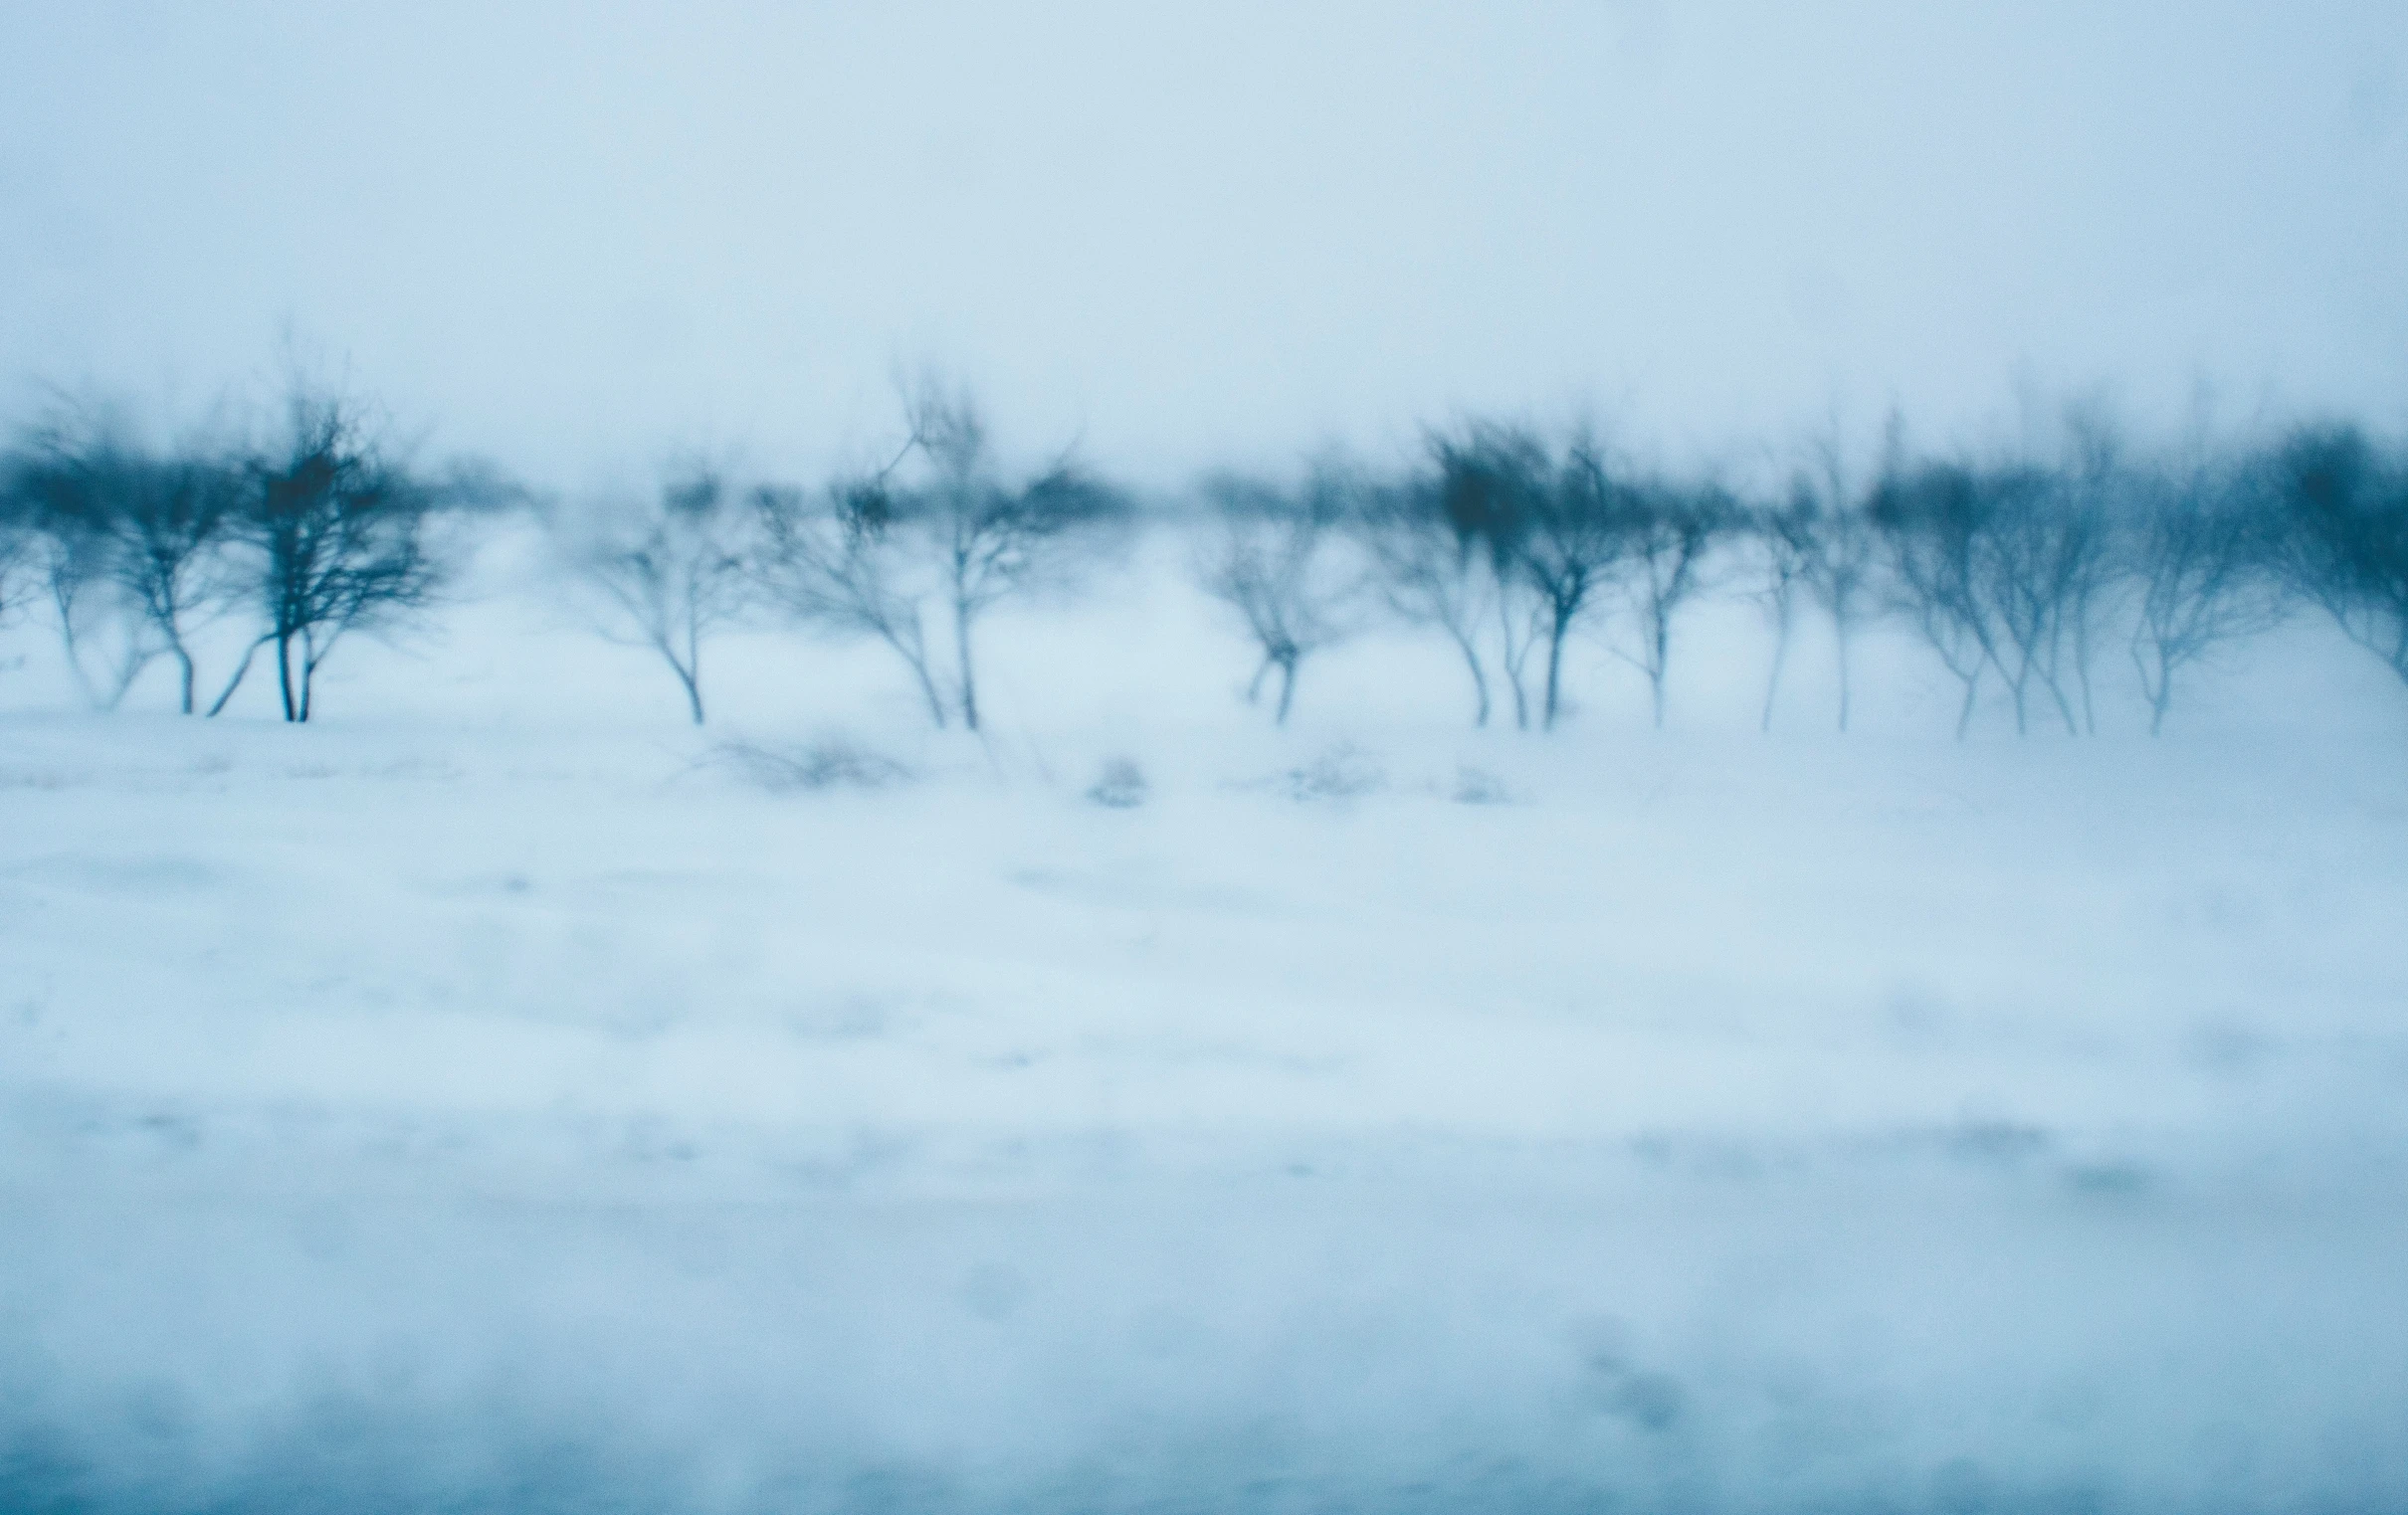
left=3, top=524, right=2406, bottom=1512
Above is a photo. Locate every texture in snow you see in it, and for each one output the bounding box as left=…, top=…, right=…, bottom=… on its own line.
left=3, top=527, right=2406, bottom=1512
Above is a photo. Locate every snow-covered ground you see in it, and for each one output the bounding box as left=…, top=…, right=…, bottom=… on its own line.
left=5, top=528, right=2406, bottom=1512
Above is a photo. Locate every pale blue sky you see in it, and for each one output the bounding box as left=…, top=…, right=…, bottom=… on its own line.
left=3, top=1, right=2402, bottom=484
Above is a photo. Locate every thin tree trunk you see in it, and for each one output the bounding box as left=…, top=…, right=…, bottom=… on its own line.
left=52, top=585, right=93, bottom=707
left=909, top=652, right=950, bottom=728
left=1448, top=625, right=1491, bottom=728
left=1542, top=615, right=1569, bottom=732
left=75, top=641, right=150, bottom=712
left=2075, top=617, right=2100, bottom=735
left=677, top=617, right=705, bottom=725
left=2048, top=676, right=2081, bottom=736
left=298, top=629, right=315, bottom=723
left=171, top=641, right=195, bottom=714
left=207, top=636, right=270, bottom=717
left=1275, top=657, right=1298, bottom=725
left=1954, top=667, right=1982, bottom=740
left=2039, top=625, right=2080, bottom=736
left=276, top=632, right=298, bottom=722
left=954, top=600, right=980, bottom=732
left=56, top=611, right=139, bottom=711
left=1497, top=596, right=1530, bottom=730
left=1245, top=655, right=1273, bottom=705
left=2132, top=638, right=2175, bottom=737
left=1650, top=616, right=1672, bottom=730
left=879, top=624, right=950, bottom=728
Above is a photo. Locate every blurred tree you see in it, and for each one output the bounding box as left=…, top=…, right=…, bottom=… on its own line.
left=2271, top=425, right=2408, bottom=689
left=1196, top=465, right=1356, bottom=725
left=563, top=464, right=749, bottom=725
left=212, top=383, right=442, bottom=722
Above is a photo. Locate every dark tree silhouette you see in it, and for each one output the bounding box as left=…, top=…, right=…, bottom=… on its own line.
left=1355, top=471, right=1500, bottom=726
left=2271, top=425, right=2408, bottom=689
left=8, top=413, right=244, bottom=712
left=1518, top=439, right=1623, bottom=733
left=1872, top=432, right=2135, bottom=741
left=1749, top=484, right=1820, bottom=733
left=113, top=454, right=243, bottom=714
left=1792, top=434, right=1882, bottom=732
left=1973, top=464, right=2098, bottom=735
left=9, top=456, right=151, bottom=707
left=212, top=388, right=441, bottom=722
left=0, top=482, right=36, bottom=630
left=1428, top=426, right=1549, bottom=728
left=2047, top=412, right=2132, bottom=735
left=1431, top=425, right=1636, bottom=731
left=1616, top=478, right=1733, bottom=729
left=2126, top=450, right=2287, bottom=734
left=1872, top=459, right=2002, bottom=738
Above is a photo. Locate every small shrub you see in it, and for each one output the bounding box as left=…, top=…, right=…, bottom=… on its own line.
left=717, top=737, right=913, bottom=793
left=1283, top=743, right=1384, bottom=802
left=1085, top=757, right=1149, bottom=809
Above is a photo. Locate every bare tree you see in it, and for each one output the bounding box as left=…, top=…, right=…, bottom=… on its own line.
left=562, top=466, right=748, bottom=724
left=1614, top=477, right=1733, bottom=728
left=750, top=474, right=953, bottom=726
left=905, top=381, right=1124, bottom=733
left=2270, top=425, right=2408, bottom=690
left=113, top=453, right=243, bottom=713
left=1951, top=416, right=2132, bottom=738
left=1971, top=464, right=2095, bottom=735
left=1195, top=468, right=1355, bottom=725
left=2125, top=449, right=2287, bottom=733
left=5, top=427, right=171, bottom=709
left=1871, top=459, right=2002, bottom=738
left=1793, top=433, right=1881, bottom=732
left=2048, top=411, right=2132, bottom=734
left=211, top=386, right=441, bottom=722
left=1873, top=435, right=2132, bottom=740
left=748, top=382, right=1120, bottom=732
left=1428, top=426, right=1551, bottom=728
left=1353, top=471, right=1500, bottom=726
left=10, top=409, right=248, bottom=713
left=33, top=495, right=152, bottom=708
left=1749, top=484, right=1820, bottom=732
left=1521, top=436, right=1630, bottom=733
left=0, top=483, right=36, bottom=631
left=1431, top=424, right=1635, bottom=731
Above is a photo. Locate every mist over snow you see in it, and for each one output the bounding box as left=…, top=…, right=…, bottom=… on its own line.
left=5, top=3, right=2408, bottom=1512
left=4, top=515, right=2408, bottom=1511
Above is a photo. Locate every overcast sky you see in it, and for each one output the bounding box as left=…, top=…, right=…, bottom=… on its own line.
left=2, top=1, right=2402, bottom=486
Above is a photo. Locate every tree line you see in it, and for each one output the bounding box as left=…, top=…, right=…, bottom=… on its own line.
left=1195, top=412, right=2407, bottom=737
left=0, top=385, right=482, bottom=722
left=2, top=375, right=2403, bottom=734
